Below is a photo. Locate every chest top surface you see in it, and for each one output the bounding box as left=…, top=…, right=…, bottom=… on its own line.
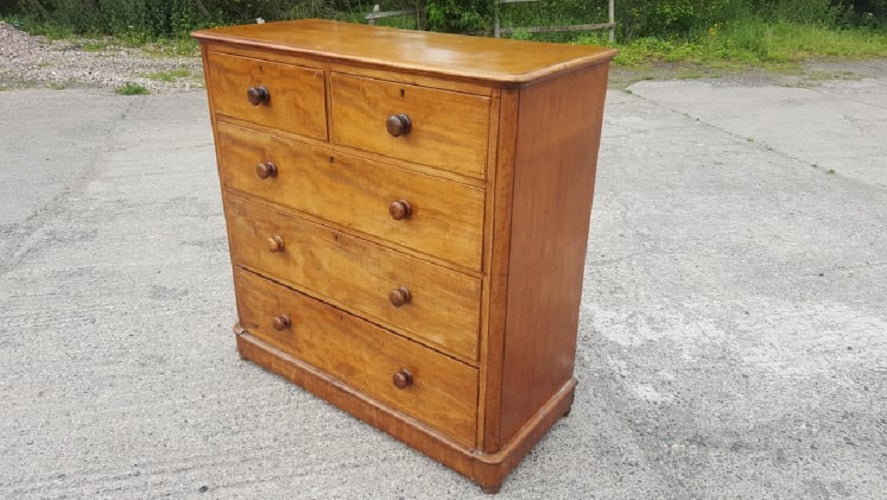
left=192, top=19, right=616, bottom=86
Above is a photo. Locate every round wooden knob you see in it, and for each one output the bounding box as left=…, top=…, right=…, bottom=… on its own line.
left=389, top=200, right=412, bottom=220
left=386, top=114, right=412, bottom=137
left=392, top=369, right=413, bottom=389
left=272, top=314, right=291, bottom=331
left=246, top=85, right=270, bottom=106
left=389, top=286, right=411, bottom=307
left=267, top=235, right=285, bottom=252
left=255, top=162, right=277, bottom=179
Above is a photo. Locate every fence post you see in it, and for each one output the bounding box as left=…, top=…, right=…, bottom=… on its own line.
left=369, top=4, right=380, bottom=26
left=608, top=0, right=615, bottom=42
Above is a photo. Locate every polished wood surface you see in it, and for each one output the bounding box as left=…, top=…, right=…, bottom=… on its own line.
left=205, top=51, right=327, bottom=139
left=479, top=88, right=520, bottom=454
left=193, top=19, right=617, bottom=87
left=205, top=51, right=327, bottom=140
left=196, top=20, right=614, bottom=493
left=236, top=325, right=576, bottom=493
left=234, top=268, right=478, bottom=445
left=330, top=73, right=490, bottom=178
left=216, top=121, right=485, bottom=270
left=498, top=62, right=610, bottom=443
left=224, top=193, right=482, bottom=361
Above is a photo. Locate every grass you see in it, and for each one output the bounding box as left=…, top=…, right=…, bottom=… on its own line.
left=6, top=10, right=886, bottom=73
left=145, top=67, right=192, bottom=82
left=115, top=82, right=149, bottom=95
left=576, top=20, right=887, bottom=68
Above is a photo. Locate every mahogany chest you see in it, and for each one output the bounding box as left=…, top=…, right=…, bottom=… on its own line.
left=193, top=19, right=615, bottom=492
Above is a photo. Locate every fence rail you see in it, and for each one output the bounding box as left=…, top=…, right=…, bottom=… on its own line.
left=365, top=4, right=423, bottom=29
left=366, top=2, right=615, bottom=42
left=494, top=0, right=615, bottom=41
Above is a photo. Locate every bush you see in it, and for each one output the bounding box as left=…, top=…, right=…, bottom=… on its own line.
left=425, top=0, right=492, bottom=32
left=7, top=0, right=303, bottom=38
left=4, top=0, right=884, bottom=40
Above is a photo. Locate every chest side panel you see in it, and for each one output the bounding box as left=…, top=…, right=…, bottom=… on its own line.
left=498, top=63, right=610, bottom=444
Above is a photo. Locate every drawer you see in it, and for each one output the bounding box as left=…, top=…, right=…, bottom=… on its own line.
left=205, top=51, right=327, bottom=140
left=223, top=193, right=482, bottom=361
left=233, top=267, right=478, bottom=446
left=216, top=121, right=484, bottom=271
left=330, top=73, right=490, bottom=179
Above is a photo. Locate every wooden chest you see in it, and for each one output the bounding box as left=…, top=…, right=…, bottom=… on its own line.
left=193, top=19, right=615, bottom=492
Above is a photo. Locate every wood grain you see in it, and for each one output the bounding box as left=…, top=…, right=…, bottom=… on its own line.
left=478, top=88, right=520, bottom=453
left=330, top=73, right=490, bottom=179
left=224, top=193, right=482, bottom=362
left=498, top=62, right=610, bottom=443
left=235, top=323, right=576, bottom=493
left=193, top=19, right=617, bottom=87
left=205, top=50, right=327, bottom=140
left=216, top=120, right=485, bottom=271
left=233, top=268, right=478, bottom=446
left=196, top=20, right=617, bottom=492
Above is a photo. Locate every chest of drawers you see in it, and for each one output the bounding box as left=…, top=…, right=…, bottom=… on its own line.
left=193, top=19, right=615, bottom=493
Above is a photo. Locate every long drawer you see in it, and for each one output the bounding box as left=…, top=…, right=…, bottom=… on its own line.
left=223, top=193, right=482, bottom=361
left=216, top=121, right=485, bottom=271
left=233, top=267, right=478, bottom=446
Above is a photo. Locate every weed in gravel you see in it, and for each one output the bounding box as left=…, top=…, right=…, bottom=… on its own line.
left=80, top=40, right=111, bottom=52
left=142, top=38, right=201, bottom=58
left=145, top=67, right=191, bottom=82
left=116, top=82, right=149, bottom=95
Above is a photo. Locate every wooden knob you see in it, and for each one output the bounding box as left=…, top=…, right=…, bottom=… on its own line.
left=246, top=85, right=270, bottom=106
left=255, top=162, right=277, bottom=179
left=393, top=369, right=413, bottom=389
left=389, top=199, right=412, bottom=220
left=386, top=114, right=412, bottom=137
left=267, top=235, right=285, bottom=252
left=389, top=286, right=411, bottom=307
left=272, top=315, right=291, bottom=331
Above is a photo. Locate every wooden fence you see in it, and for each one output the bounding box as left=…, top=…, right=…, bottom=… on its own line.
left=366, top=1, right=615, bottom=41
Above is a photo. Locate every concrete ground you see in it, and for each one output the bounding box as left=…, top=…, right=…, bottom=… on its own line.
left=0, top=68, right=885, bottom=498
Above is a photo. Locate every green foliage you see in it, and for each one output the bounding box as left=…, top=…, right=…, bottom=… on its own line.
left=617, top=0, right=845, bottom=40
left=6, top=0, right=309, bottom=39
left=115, top=81, right=149, bottom=95
left=4, top=0, right=886, bottom=54
left=425, top=0, right=492, bottom=32
left=584, top=16, right=887, bottom=66
left=145, top=66, right=191, bottom=81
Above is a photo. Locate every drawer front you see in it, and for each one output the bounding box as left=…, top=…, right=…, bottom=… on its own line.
left=233, top=267, right=478, bottom=446
left=205, top=51, right=327, bottom=140
left=330, top=73, right=490, bottom=179
left=224, top=194, right=481, bottom=361
left=216, top=121, right=484, bottom=271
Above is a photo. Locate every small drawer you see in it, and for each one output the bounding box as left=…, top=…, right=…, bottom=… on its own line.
left=330, top=73, right=490, bottom=179
left=205, top=51, right=327, bottom=140
left=223, top=193, right=482, bottom=361
left=233, top=267, right=478, bottom=446
left=216, top=121, right=484, bottom=271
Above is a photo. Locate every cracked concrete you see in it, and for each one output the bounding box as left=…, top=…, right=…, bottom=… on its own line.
left=0, top=65, right=885, bottom=498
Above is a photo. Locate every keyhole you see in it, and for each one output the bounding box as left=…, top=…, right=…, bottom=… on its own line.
left=400, top=88, right=405, bottom=97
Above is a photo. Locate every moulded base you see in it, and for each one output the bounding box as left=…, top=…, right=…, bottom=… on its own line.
left=234, top=324, right=576, bottom=493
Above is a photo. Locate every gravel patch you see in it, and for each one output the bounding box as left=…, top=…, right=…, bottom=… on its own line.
left=0, top=21, right=203, bottom=93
